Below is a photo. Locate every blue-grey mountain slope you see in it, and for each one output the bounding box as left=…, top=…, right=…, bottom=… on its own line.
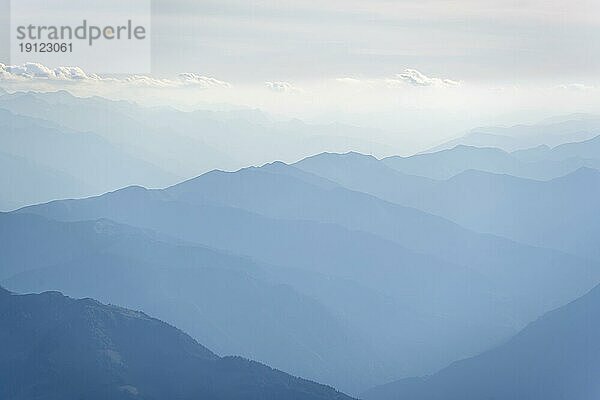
left=0, top=151, right=87, bottom=211
left=363, top=283, right=600, bottom=400
left=0, top=210, right=516, bottom=392
left=0, top=213, right=378, bottom=394
left=19, top=164, right=599, bottom=320
left=0, top=90, right=391, bottom=178
left=295, top=152, right=600, bottom=261
left=0, top=90, right=232, bottom=177
left=162, top=163, right=598, bottom=298
left=429, top=115, right=600, bottom=152
left=0, top=287, right=353, bottom=400
left=382, top=141, right=600, bottom=180
left=15, top=163, right=600, bottom=385
left=512, top=134, right=600, bottom=162
left=0, top=108, right=175, bottom=209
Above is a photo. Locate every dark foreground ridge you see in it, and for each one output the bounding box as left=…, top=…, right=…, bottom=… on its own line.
left=0, top=287, right=354, bottom=400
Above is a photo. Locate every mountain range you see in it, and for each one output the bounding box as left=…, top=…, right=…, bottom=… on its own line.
left=7, top=158, right=599, bottom=393
left=0, top=107, right=175, bottom=209
left=1, top=90, right=599, bottom=398
left=429, top=115, right=600, bottom=152
left=0, top=212, right=381, bottom=393
left=0, top=286, right=352, bottom=400
left=2, top=90, right=599, bottom=210
left=0, top=90, right=391, bottom=183
left=294, top=152, right=600, bottom=261
left=0, top=208, right=523, bottom=392
left=363, top=283, right=600, bottom=400
left=384, top=138, right=600, bottom=180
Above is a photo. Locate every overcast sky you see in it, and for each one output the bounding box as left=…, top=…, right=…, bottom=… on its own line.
left=2, top=0, right=599, bottom=83
left=148, top=0, right=600, bottom=83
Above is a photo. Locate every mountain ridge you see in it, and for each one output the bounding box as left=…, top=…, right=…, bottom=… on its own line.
left=363, top=283, right=600, bottom=400
left=0, top=287, right=354, bottom=400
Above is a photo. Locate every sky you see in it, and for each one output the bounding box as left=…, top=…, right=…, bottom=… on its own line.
left=149, top=0, right=600, bottom=83
left=1, top=0, right=600, bottom=151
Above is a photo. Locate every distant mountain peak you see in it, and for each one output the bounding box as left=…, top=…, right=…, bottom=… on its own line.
left=559, top=166, right=600, bottom=181
left=451, top=144, right=507, bottom=153
left=297, top=151, right=379, bottom=166
left=262, top=160, right=287, bottom=167
left=427, top=116, right=600, bottom=153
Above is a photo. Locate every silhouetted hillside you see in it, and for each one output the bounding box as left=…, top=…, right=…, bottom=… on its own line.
left=1, top=213, right=378, bottom=393
left=14, top=162, right=600, bottom=391
left=0, top=287, right=353, bottom=400
left=381, top=143, right=600, bottom=180
left=428, top=116, right=600, bottom=152
left=363, top=284, right=600, bottom=400
left=295, top=153, right=600, bottom=261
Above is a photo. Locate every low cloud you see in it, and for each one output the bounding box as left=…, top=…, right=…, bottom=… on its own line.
left=554, top=83, right=596, bottom=91
left=177, top=73, right=231, bottom=88
left=0, top=63, right=101, bottom=81
left=0, top=62, right=231, bottom=89
left=265, top=81, right=301, bottom=93
left=394, top=69, right=459, bottom=87
left=334, top=77, right=363, bottom=85
left=336, top=69, right=460, bottom=89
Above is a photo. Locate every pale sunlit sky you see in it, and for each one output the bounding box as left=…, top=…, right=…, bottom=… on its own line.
left=1, top=0, right=600, bottom=152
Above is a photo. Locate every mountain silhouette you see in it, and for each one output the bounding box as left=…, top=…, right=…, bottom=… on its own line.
left=428, top=116, right=600, bottom=152
left=295, top=153, right=600, bottom=261
left=0, top=287, right=353, bottom=400
left=381, top=142, right=600, bottom=180
left=14, top=161, right=600, bottom=391
left=0, top=212, right=378, bottom=394
left=0, top=90, right=391, bottom=181
left=363, top=283, right=600, bottom=400
left=0, top=107, right=175, bottom=209
left=0, top=211, right=515, bottom=392
left=513, top=134, right=600, bottom=162
left=19, top=164, right=599, bottom=321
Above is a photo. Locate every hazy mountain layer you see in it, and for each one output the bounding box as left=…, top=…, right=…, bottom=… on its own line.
left=383, top=141, right=600, bottom=180
left=0, top=213, right=379, bottom=394
left=0, top=90, right=391, bottom=180
left=0, top=151, right=87, bottom=211
left=14, top=161, right=600, bottom=391
left=429, top=115, right=600, bottom=152
left=295, top=152, right=600, bottom=261
left=363, top=283, right=600, bottom=400
left=0, top=108, right=175, bottom=210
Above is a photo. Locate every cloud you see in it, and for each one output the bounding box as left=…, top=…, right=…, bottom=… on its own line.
left=334, top=77, right=364, bottom=85
left=336, top=69, right=459, bottom=89
left=554, top=83, right=596, bottom=91
left=119, top=75, right=175, bottom=87
left=393, top=69, right=459, bottom=87
left=0, top=62, right=231, bottom=89
left=177, top=73, right=232, bottom=88
left=265, top=81, right=301, bottom=93
left=0, top=63, right=101, bottom=81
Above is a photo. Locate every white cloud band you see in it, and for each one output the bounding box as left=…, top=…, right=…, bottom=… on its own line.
left=0, top=62, right=231, bottom=89
left=336, top=68, right=460, bottom=88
